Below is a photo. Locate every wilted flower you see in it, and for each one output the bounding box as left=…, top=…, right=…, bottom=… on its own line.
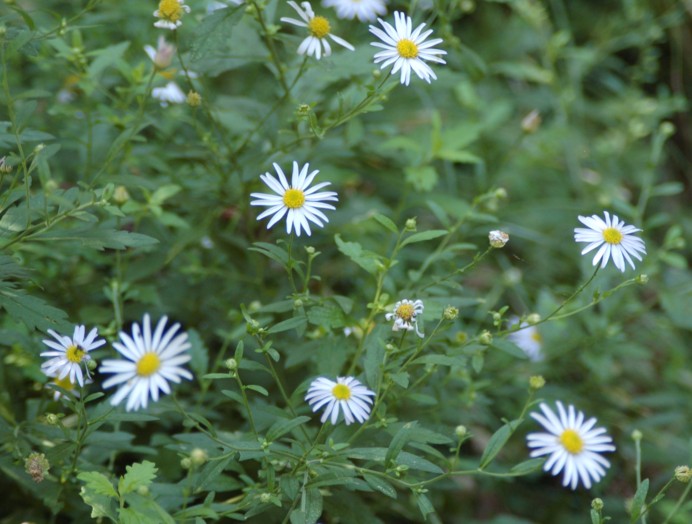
left=305, top=376, right=375, bottom=425
left=144, top=36, right=176, bottom=69
left=385, top=299, right=424, bottom=337
left=25, top=452, right=50, bottom=483
left=281, top=1, right=354, bottom=59
left=488, top=230, right=509, bottom=248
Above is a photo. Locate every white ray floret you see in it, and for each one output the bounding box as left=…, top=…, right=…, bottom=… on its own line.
left=100, top=314, right=193, bottom=412
left=41, top=325, right=106, bottom=387
left=250, top=161, right=338, bottom=237
left=281, top=1, right=354, bottom=59
left=322, top=0, right=387, bottom=22
left=574, top=211, right=646, bottom=272
left=385, top=298, right=424, bottom=337
left=527, top=401, right=616, bottom=490
left=508, top=317, right=543, bottom=362
left=154, top=0, right=191, bottom=30
left=305, top=376, right=375, bottom=425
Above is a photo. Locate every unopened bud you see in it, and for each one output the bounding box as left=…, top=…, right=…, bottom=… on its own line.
left=113, top=185, right=130, bottom=204
left=521, top=110, right=542, bottom=133
left=180, top=457, right=192, bottom=469
left=591, top=498, right=604, bottom=511
left=34, top=143, right=45, bottom=154
left=0, top=156, right=12, bottom=174
left=529, top=375, right=545, bottom=390
left=675, top=465, right=691, bottom=483
left=636, top=274, right=649, bottom=284
left=455, top=425, right=467, bottom=439
left=225, top=358, right=238, bottom=371
left=259, top=492, right=272, bottom=503
left=659, top=121, right=675, bottom=137
left=479, top=330, right=493, bottom=345
left=305, top=246, right=316, bottom=255
left=443, top=306, right=459, bottom=321
left=495, top=187, right=508, bottom=199
left=631, top=429, right=643, bottom=441
left=526, top=313, right=541, bottom=325
left=45, top=413, right=60, bottom=425
left=489, top=230, right=509, bottom=248
left=405, top=218, right=417, bottom=231
left=190, top=448, right=208, bottom=466
left=187, top=90, right=202, bottom=107
left=87, top=359, right=97, bottom=371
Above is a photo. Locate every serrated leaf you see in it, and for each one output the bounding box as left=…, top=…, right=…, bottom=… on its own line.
left=479, top=418, right=522, bottom=469
left=0, top=286, right=69, bottom=331
left=630, top=478, right=649, bottom=522
left=335, top=234, right=380, bottom=275
left=191, top=7, right=245, bottom=61
left=372, top=213, right=398, bottom=233
left=400, top=229, right=448, bottom=248
left=78, top=471, right=118, bottom=499
left=119, top=461, right=157, bottom=495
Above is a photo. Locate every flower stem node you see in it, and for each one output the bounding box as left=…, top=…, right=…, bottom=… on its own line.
left=443, top=306, right=459, bottom=321
left=489, top=230, right=509, bottom=248
left=529, top=375, right=546, bottom=390
left=631, top=429, right=643, bottom=441
left=675, top=466, right=691, bottom=483
left=405, top=217, right=417, bottom=231
left=591, top=498, right=604, bottom=511
left=479, top=330, right=493, bottom=346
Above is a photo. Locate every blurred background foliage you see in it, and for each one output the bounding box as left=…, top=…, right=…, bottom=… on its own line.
left=0, top=0, right=690, bottom=522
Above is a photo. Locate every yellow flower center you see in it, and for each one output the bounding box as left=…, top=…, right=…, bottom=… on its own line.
left=559, top=429, right=584, bottom=454
left=159, top=0, right=184, bottom=22
left=66, top=345, right=86, bottom=363
left=602, top=227, right=623, bottom=245
left=53, top=376, right=75, bottom=390
left=332, top=383, right=351, bottom=400
left=136, top=352, right=161, bottom=377
left=397, top=39, right=419, bottom=59
left=531, top=331, right=542, bottom=343
left=283, top=188, right=305, bottom=209
left=308, top=16, right=331, bottom=39
left=396, top=303, right=415, bottom=322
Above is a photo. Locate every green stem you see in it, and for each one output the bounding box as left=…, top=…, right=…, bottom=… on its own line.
left=663, top=479, right=692, bottom=524
left=234, top=370, right=259, bottom=438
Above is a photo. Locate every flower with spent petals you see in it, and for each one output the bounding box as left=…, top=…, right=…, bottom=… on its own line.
left=144, top=36, right=176, bottom=70
left=369, top=11, right=446, bottom=85
left=281, top=1, right=354, bottom=59
left=250, top=161, right=338, bottom=237
left=385, top=299, right=424, bottom=337
left=508, top=317, right=543, bottom=362
left=527, top=401, right=615, bottom=490
left=322, top=0, right=387, bottom=22
left=154, top=0, right=191, bottom=30
left=41, top=325, right=106, bottom=387
left=305, top=376, right=375, bottom=425
left=100, top=314, right=192, bottom=412
left=574, top=211, right=646, bottom=272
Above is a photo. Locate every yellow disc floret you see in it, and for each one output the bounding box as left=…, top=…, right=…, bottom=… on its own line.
left=159, top=0, right=184, bottom=22
left=53, top=375, right=75, bottom=391
left=397, top=39, right=419, bottom=59
left=308, top=16, right=331, bottom=39
left=283, top=188, right=305, bottom=209
left=396, top=303, right=415, bottom=322
left=136, top=352, right=162, bottom=377
left=332, top=383, right=352, bottom=400
left=531, top=331, right=543, bottom=343
left=560, top=429, right=584, bottom=454
left=602, top=227, right=623, bottom=245
left=66, top=345, right=86, bottom=363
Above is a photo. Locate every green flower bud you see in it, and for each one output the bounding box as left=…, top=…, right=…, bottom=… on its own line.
left=455, top=425, right=467, bottom=439
left=180, top=457, right=192, bottom=470
left=526, top=313, right=541, bottom=325
left=405, top=217, right=417, bottom=231
left=591, top=498, right=604, bottom=511
left=479, top=330, right=493, bottom=345
left=529, top=375, right=546, bottom=390
left=444, top=306, right=459, bottom=321
left=631, top=429, right=643, bottom=441
left=225, top=358, right=238, bottom=371
left=190, top=448, right=208, bottom=467
left=675, top=465, right=691, bottom=483
left=489, top=230, right=509, bottom=248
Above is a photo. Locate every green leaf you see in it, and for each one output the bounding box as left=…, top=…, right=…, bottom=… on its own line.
left=194, top=456, right=233, bottom=491
left=0, top=286, right=69, bottom=331
left=266, top=416, right=311, bottom=441
left=401, top=230, right=448, bottom=248
left=307, top=303, right=346, bottom=328
left=78, top=471, right=118, bottom=499
left=372, top=213, right=398, bottom=233
left=414, top=492, right=435, bottom=519
left=190, top=7, right=245, bottom=61
left=290, top=487, right=322, bottom=524
left=118, top=461, right=157, bottom=495
left=248, top=242, right=289, bottom=265
left=88, top=41, right=130, bottom=78
left=509, top=457, right=545, bottom=475
left=479, top=418, right=522, bottom=469
left=404, top=165, right=438, bottom=192
left=386, top=421, right=417, bottom=466
left=35, top=227, right=159, bottom=250
left=492, top=339, right=529, bottom=359
left=389, top=371, right=409, bottom=389
left=245, top=384, right=269, bottom=396
left=362, top=474, right=397, bottom=499
left=630, top=478, right=649, bottom=522
left=334, top=234, right=380, bottom=275
left=267, top=315, right=307, bottom=334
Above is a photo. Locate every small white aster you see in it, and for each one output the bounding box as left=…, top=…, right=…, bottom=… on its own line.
left=369, top=11, right=447, bottom=86
left=41, top=325, right=106, bottom=387
left=305, top=376, right=375, bottom=425
left=100, top=314, right=193, bottom=412
left=322, top=0, right=387, bottom=22
left=154, top=0, right=191, bottom=30
left=508, top=317, right=543, bottom=362
left=385, top=299, right=424, bottom=338
left=281, top=1, right=355, bottom=60
left=574, top=211, right=646, bottom=272
left=527, top=401, right=616, bottom=490
left=250, top=161, right=338, bottom=237
left=152, top=82, right=186, bottom=106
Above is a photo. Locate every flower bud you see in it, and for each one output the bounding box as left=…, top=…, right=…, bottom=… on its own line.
left=675, top=465, right=691, bottom=483
left=488, top=230, right=509, bottom=248
left=521, top=110, right=542, bottom=133
left=479, top=330, right=493, bottom=345
left=305, top=246, right=316, bottom=255
left=190, top=448, right=208, bottom=467
left=526, top=313, right=541, bottom=325
left=455, top=425, right=467, bottom=439
left=636, top=274, right=649, bottom=284
left=259, top=492, right=272, bottom=503
left=187, top=90, right=202, bottom=107
left=529, top=375, right=545, bottom=390
left=180, top=457, right=192, bottom=469
left=225, top=358, right=238, bottom=371
left=0, top=156, right=12, bottom=174
left=45, top=413, right=60, bottom=425
left=443, top=306, right=459, bottom=321
left=631, top=429, right=643, bottom=441
left=113, top=185, right=130, bottom=204
left=591, top=498, right=604, bottom=511
left=405, top=217, right=417, bottom=231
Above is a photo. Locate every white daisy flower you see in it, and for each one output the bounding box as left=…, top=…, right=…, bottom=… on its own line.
left=154, top=0, right=191, bottom=30
left=385, top=299, right=424, bottom=338
left=100, top=314, right=193, bottom=412
left=144, top=36, right=176, bottom=70
left=527, top=401, right=616, bottom=490
left=574, top=211, right=646, bottom=272
left=305, top=376, right=375, bottom=425
left=152, top=82, right=186, bottom=106
left=281, top=1, right=355, bottom=60
left=369, top=11, right=447, bottom=86
left=508, top=317, right=543, bottom=362
left=322, top=0, right=387, bottom=22
left=250, top=161, right=338, bottom=237
left=40, top=325, right=106, bottom=387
